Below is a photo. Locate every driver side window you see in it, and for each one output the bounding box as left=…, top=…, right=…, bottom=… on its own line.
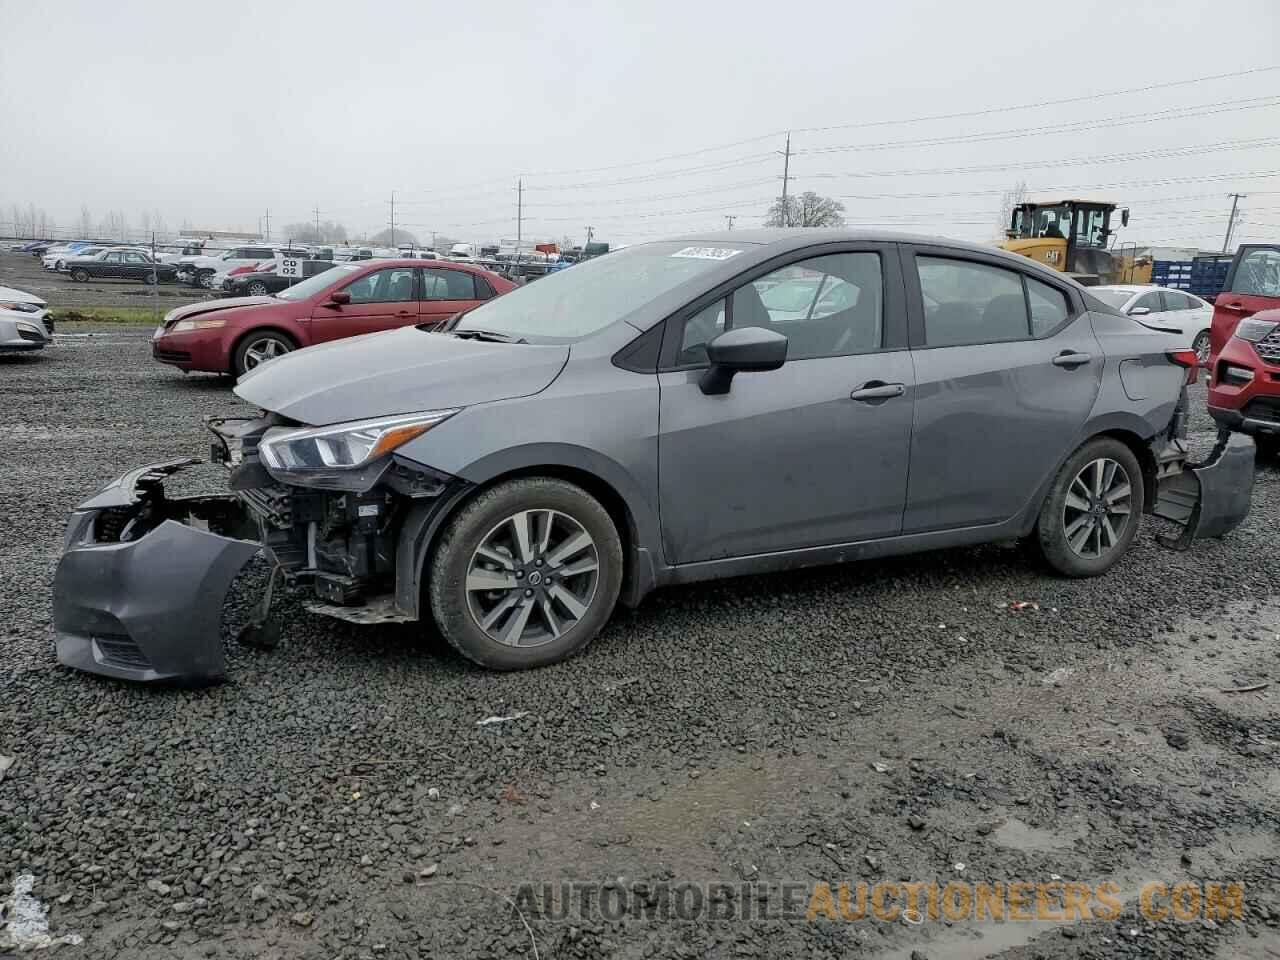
left=343, top=268, right=416, bottom=304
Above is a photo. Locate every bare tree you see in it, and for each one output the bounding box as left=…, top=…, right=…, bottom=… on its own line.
left=369, top=227, right=418, bottom=247
left=996, top=179, right=1028, bottom=240
left=764, top=191, right=846, bottom=228
left=281, top=220, right=350, bottom=244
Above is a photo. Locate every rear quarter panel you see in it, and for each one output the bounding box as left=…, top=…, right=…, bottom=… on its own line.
left=1084, top=310, right=1184, bottom=439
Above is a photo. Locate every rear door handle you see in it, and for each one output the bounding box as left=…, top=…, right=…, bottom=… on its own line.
left=850, top=381, right=905, bottom=401
left=1052, top=351, right=1092, bottom=368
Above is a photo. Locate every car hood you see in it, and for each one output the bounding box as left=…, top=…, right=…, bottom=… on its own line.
left=163, top=296, right=278, bottom=326
left=0, top=284, right=45, bottom=307
left=234, top=325, right=570, bottom=424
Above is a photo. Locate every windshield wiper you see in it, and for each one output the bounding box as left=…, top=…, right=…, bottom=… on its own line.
left=451, top=329, right=528, bottom=344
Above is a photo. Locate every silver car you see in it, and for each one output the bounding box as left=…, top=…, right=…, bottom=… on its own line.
left=0, top=284, right=53, bottom=353
left=52, top=230, right=1253, bottom=682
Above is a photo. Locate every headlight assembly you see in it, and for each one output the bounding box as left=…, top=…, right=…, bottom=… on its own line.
left=0, top=300, right=42, bottom=313
left=172, top=318, right=226, bottom=332
left=258, top=409, right=460, bottom=482
left=1234, top=318, right=1279, bottom=343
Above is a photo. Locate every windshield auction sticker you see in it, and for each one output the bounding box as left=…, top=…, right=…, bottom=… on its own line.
left=671, top=246, right=742, bottom=260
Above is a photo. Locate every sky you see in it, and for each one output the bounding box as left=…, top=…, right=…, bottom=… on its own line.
left=2, top=0, right=1279, bottom=251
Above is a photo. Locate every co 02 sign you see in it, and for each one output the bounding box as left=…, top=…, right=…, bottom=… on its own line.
left=279, top=257, right=304, bottom=278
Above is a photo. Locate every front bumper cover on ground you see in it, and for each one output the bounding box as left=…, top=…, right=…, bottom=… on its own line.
left=52, top=459, right=261, bottom=684
left=1153, top=432, right=1255, bottom=549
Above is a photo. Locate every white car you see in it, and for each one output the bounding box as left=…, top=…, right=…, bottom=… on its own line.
left=0, top=284, right=53, bottom=353
left=50, top=245, right=107, bottom=271
left=1091, top=284, right=1214, bottom=362
left=41, top=244, right=96, bottom=271
left=176, top=244, right=278, bottom=289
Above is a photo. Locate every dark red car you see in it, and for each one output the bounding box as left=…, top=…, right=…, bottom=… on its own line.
left=1206, top=244, right=1280, bottom=459
left=151, top=259, right=515, bottom=376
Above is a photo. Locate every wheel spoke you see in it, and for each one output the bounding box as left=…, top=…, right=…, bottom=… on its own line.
left=1091, top=460, right=1105, bottom=498
left=1064, top=513, right=1092, bottom=539
left=536, top=510, right=553, bottom=554
left=480, top=591, right=522, bottom=631
left=509, top=511, right=535, bottom=562
left=466, top=568, right=517, bottom=592
left=549, top=584, right=588, bottom=620
left=557, top=557, right=599, bottom=578
left=1104, top=482, right=1130, bottom=506
left=1064, top=491, right=1091, bottom=513
left=476, top=545, right=514, bottom=569
left=538, top=596, right=562, bottom=639
left=1099, top=515, right=1118, bottom=550
left=1068, top=519, right=1094, bottom=554
left=546, top=531, right=592, bottom=568
left=499, top=598, right=535, bottom=646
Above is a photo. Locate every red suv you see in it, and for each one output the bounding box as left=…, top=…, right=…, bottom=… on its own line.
left=1206, top=244, right=1280, bottom=458
left=152, top=259, right=515, bottom=377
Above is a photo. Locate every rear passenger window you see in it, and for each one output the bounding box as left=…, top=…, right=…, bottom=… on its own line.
left=422, top=268, right=477, bottom=300
left=1027, top=277, right=1070, bottom=335
left=1161, top=290, right=1189, bottom=311
left=918, top=257, right=1028, bottom=346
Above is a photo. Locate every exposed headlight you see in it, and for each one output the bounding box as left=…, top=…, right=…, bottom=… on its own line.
left=172, top=318, right=227, bottom=332
left=0, top=300, right=42, bottom=313
left=259, top=410, right=460, bottom=474
left=15, top=321, right=44, bottom=336
left=1234, top=318, right=1279, bottom=342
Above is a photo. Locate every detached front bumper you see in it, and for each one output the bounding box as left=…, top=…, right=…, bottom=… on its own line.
left=52, top=460, right=261, bottom=683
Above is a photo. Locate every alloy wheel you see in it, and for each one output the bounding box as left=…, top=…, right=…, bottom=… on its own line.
left=465, top=509, right=600, bottom=647
left=242, top=336, right=291, bottom=369
left=1062, top=458, right=1132, bottom=559
left=248, top=281, right=268, bottom=296
left=1193, top=331, right=1211, bottom=365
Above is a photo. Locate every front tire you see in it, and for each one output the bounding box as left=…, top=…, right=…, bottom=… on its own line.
left=428, top=478, right=623, bottom=670
left=196, top=270, right=215, bottom=289
left=1034, top=437, right=1144, bottom=577
left=247, top=280, right=269, bottom=296
left=232, top=330, right=296, bottom=376
left=70, top=268, right=89, bottom=283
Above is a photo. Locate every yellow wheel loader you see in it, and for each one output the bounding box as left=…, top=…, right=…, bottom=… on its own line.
left=1002, top=199, right=1131, bottom=286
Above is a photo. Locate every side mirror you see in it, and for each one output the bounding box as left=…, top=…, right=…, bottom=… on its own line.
left=1129, top=306, right=1150, bottom=316
left=699, top=327, right=788, bottom=395
left=327, top=290, right=351, bottom=306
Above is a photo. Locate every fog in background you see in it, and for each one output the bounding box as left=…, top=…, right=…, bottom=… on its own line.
left=2, top=0, right=1278, bottom=250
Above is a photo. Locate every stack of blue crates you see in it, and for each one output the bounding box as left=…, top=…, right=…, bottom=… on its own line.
left=1151, top=260, right=1194, bottom=291
left=1189, top=256, right=1232, bottom=299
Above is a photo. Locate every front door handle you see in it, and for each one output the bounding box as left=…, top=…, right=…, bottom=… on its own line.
left=1052, top=351, right=1092, bottom=368
left=850, top=381, right=905, bottom=402
left=1221, top=301, right=1247, bottom=312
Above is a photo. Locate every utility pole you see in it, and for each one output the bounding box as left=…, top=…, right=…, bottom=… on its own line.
left=778, top=132, right=792, bottom=227
left=314, top=204, right=321, bottom=243
left=514, top=179, right=523, bottom=279
left=389, top=191, right=396, bottom=248
left=1222, top=193, right=1245, bottom=253
left=724, top=215, right=736, bottom=231
left=263, top=209, right=270, bottom=241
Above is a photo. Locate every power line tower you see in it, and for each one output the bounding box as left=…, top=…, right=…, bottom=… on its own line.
left=1222, top=193, right=1246, bottom=253
left=777, top=133, right=792, bottom=227
left=388, top=191, right=397, bottom=248
left=313, top=205, right=322, bottom=243
left=725, top=215, right=736, bottom=231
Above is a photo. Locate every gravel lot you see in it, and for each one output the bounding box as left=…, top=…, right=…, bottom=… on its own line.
left=2, top=325, right=1279, bottom=959
left=1, top=250, right=210, bottom=311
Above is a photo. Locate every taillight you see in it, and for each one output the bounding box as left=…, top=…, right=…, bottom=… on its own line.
left=1167, top=349, right=1199, bottom=384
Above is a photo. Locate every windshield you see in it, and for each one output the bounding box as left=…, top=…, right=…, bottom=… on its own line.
left=1091, top=289, right=1134, bottom=310
left=454, top=242, right=742, bottom=339
left=276, top=262, right=362, bottom=300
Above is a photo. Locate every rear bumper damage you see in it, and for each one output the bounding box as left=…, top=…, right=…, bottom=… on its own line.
left=52, top=459, right=261, bottom=683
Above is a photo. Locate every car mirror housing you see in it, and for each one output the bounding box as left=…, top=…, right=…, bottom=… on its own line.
left=699, top=327, right=788, bottom=395
left=1129, top=306, right=1151, bottom=316
left=327, top=290, right=351, bottom=306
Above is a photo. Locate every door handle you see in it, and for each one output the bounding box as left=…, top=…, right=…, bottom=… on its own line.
left=1221, top=301, right=1246, bottom=312
left=1052, top=351, right=1092, bottom=368
left=850, top=381, right=905, bottom=401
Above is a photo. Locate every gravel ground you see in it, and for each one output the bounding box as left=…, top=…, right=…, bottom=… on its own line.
left=2, top=327, right=1279, bottom=959
left=1, top=250, right=211, bottom=311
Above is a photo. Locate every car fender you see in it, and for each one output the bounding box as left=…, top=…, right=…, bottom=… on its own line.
left=394, top=442, right=662, bottom=618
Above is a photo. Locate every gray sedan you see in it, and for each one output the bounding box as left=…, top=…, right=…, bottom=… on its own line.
left=52, top=230, right=1253, bottom=682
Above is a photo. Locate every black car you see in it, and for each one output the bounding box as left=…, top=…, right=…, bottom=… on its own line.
left=67, top=250, right=178, bottom=284
left=221, top=261, right=335, bottom=297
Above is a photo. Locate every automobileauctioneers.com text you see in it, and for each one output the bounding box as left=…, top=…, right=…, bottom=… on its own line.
left=511, top=879, right=1245, bottom=924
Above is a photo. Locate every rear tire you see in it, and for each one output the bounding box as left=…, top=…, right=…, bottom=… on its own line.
left=70, top=268, right=89, bottom=283
left=1192, top=330, right=1211, bottom=365
left=1033, top=437, right=1144, bottom=578
left=247, top=280, right=269, bottom=296
left=428, top=478, right=623, bottom=670
left=197, top=270, right=215, bottom=289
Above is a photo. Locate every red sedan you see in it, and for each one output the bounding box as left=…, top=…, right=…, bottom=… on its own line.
left=151, top=259, right=515, bottom=377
